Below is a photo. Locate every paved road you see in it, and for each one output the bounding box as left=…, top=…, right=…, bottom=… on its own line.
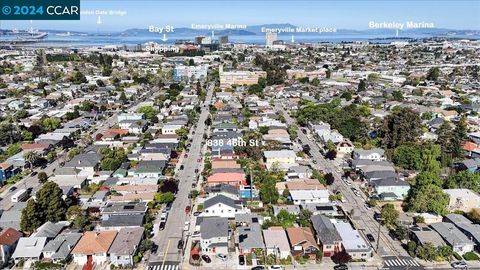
left=149, top=84, right=214, bottom=268
left=274, top=101, right=413, bottom=262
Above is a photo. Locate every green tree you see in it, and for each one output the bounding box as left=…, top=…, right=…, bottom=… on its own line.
left=119, top=91, right=128, bottom=104
left=154, top=192, right=175, bottom=204
left=37, top=171, right=48, bottom=183
left=259, top=176, right=279, bottom=204
left=137, top=106, right=157, bottom=121
left=426, top=67, right=440, bottom=81
left=24, top=151, right=39, bottom=169
left=381, top=108, right=422, bottom=148
left=357, top=79, right=367, bottom=91
left=67, top=147, right=82, bottom=160
left=380, top=203, right=399, bottom=228
left=41, top=117, right=61, bottom=132
left=407, top=184, right=449, bottom=215
left=446, top=170, right=480, bottom=192
left=36, top=182, right=67, bottom=222
left=392, top=144, right=423, bottom=170
left=452, top=115, right=468, bottom=158
left=15, top=109, right=29, bottom=119
left=20, top=199, right=43, bottom=233
left=276, top=209, right=297, bottom=228
left=22, top=130, right=34, bottom=141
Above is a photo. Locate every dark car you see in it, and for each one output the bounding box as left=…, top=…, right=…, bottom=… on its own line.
left=151, top=244, right=158, bottom=253
left=193, top=211, right=201, bottom=216
left=165, top=202, right=172, bottom=211
left=180, top=165, right=184, bottom=170
left=185, top=205, right=191, bottom=214
left=30, top=171, right=38, bottom=177
left=159, top=221, right=166, bottom=230
left=251, top=266, right=266, bottom=270
left=239, top=255, right=245, bottom=265
left=366, top=233, right=375, bottom=242
left=8, top=186, right=17, bottom=192
left=334, top=264, right=348, bottom=270
left=177, top=239, right=184, bottom=249
left=202, top=255, right=211, bottom=263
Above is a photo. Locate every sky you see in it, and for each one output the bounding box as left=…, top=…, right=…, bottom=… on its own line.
left=1, top=0, right=479, bottom=32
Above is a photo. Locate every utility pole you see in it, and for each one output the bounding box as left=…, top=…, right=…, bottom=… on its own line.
left=376, top=218, right=385, bottom=252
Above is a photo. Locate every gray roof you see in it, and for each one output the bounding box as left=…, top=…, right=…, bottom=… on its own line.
left=204, top=184, right=238, bottom=196
left=0, top=203, right=26, bottom=230
left=409, top=226, right=446, bottom=247
left=200, top=217, right=229, bottom=239
left=32, top=221, right=68, bottom=239
left=108, top=227, right=144, bottom=255
left=372, top=178, right=410, bottom=187
left=64, top=153, right=102, bottom=168
left=310, top=215, right=342, bottom=245
left=101, top=214, right=144, bottom=228
left=204, top=194, right=242, bottom=210
left=237, top=224, right=265, bottom=249
left=42, top=232, right=82, bottom=260
left=430, top=222, right=474, bottom=246
left=287, top=165, right=312, bottom=174
left=101, top=201, right=148, bottom=215
left=364, top=170, right=398, bottom=180
left=273, top=205, right=301, bottom=216
left=444, top=214, right=480, bottom=243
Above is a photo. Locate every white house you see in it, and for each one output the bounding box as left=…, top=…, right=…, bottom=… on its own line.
left=289, top=189, right=330, bottom=205
left=200, top=195, right=249, bottom=218
left=352, top=148, right=386, bottom=161
left=262, top=229, right=291, bottom=259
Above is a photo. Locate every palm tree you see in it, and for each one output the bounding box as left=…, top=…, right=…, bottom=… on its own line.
left=24, top=151, right=39, bottom=170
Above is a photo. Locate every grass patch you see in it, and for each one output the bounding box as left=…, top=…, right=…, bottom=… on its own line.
left=463, top=251, right=480, bottom=261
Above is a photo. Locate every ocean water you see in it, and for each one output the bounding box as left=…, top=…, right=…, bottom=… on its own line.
left=2, top=32, right=479, bottom=47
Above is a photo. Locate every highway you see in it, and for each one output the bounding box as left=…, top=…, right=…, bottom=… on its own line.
left=149, top=84, right=214, bottom=269
left=274, top=101, right=417, bottom=268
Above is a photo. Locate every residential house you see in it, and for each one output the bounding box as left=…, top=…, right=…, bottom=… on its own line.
left=262, top=228, right=291, bottom=259
left=430, top=222, right=475, bottom=255
left=286, top=227, right=319, bottom=260
left=409, top=225, right=446, bottom=247
left=200, top=217, right=229, bottom=255
left=109, top=227, right=144, bottom=267
left=12, top=237, right=47, bottom=262
left=264, top=150, right=297, bottom=170
left=334, top=222, right=373, bottom=261
left=200, top=195, right=249, bottom=218
left=206, top=172, right=246, bottom=187
left=352, top=148, right=386, bottom=161
left=236, top=223, right=265, bottom=254
left=370, top=178, right=410, bottom=200
left=310, top=215, right=342, bottom=257
left=42, top=232, right=82, bottom=263
left=72, top=231, right=118, bottom=266
left=289, top=189, right=330, bottom=206
left=444, top=189, right=480, bottom=212
left=444, top=214, right=480, bottom=252
left=0, top=228, right=22, bottom=264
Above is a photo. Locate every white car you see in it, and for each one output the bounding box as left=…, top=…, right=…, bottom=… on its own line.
left=269, top=266, right=284, bottom=270
left=451, top=261, right=468, bottom=269
left=183, top=221, right=190, bottom=231
left=216, top=253, right=227, bottom=261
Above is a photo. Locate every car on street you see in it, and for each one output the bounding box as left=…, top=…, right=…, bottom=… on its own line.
left=364, top=204, right=372, bottom=210
left=216, top=253, right=227, bottom=261
left=202, top=255, right=211, bottom=263
left=184, top=154, right=188, bottom=158
left=366, top=233, right=375, bottom=242
left=8, top=186, right=17, bottom=192
left=451, top=261, right=468, bottom=269
left=251, top=266, right=266, bottom=270
left=185, top=205, right=191, bottom=214
left=151, top=244, right=158, bottom=253
left=191, top=183, right=197, bottom=188
left=195, top=169, right=199, bottom=173
left=197, top=158, right=201, bottom=162
left=159, top=221, right=165, bottom=230
left=239, top=255, right=245, bottom=265
left=334, top=264, right=348, bottom=270
left=312, top=160, right=317, bottom=164
left=30, top=171, right=37, bottom=177
left=193, top=211, right=201, bottom=216
left=177, top=239, right=184, bottom=249
left=165, top=202, right=172, bottom=211
left=269, top=266, right=284, bottom=270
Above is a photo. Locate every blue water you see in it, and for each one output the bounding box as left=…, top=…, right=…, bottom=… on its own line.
left=5, top=32, right=480, bottom=47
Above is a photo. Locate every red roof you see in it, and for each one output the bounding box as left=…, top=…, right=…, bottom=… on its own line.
left=207, top=172, right=246, bottom=184
left=0, top=228, right=22, bottom=246
left=21, top=143, right=50, bottom=151
left=463, top=142, right=478, bottom=152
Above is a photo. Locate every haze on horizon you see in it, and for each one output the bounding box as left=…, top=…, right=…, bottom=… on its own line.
left=0, top=0, right=479, bottom=33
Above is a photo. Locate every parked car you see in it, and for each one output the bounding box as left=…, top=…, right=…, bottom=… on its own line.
left=165, top=202, right=172, bottom=211
left=269, top=266, right=284, bottom=270
left=239, top=255, right=245, bottom=265
left=216, top=253, right=227, bottom=261
left=183, top=221, right=190, bottom=231
left=366, top=233, right=375, bottom=242
left=151, top=244, right=158, bottom=253
left=177, top=239, right=184, bottom=249
left=8, top=186, right=17, bottom=192
left=202, top=255, right=211, bottom=263
left=159, top=221, right=166, bottom=231
left=184, top=154, right=188, bottom=158
left=180, top=165, right=184, bottom=170
left=193, top=211, right=201, bottom=216
left=334, top=264, right=348, bottom=270
left=185, top=205, right=191, bottom=214
left=197, top=158, right=201, bottom=162
left=251, top=266, right=266, bottom=270
left=191, top=183, right=197, bottom=188
left=451, top=261, right=468, bottom=269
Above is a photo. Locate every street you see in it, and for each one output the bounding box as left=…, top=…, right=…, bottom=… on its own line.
left=148, top=84, right=214, bottom=269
